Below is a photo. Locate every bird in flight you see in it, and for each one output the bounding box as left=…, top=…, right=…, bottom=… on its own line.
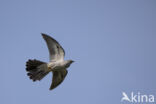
left=26, top=33, right=74, bottom=90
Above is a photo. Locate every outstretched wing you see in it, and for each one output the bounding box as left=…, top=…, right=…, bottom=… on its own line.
left=42, top=33, right=65, bottom=62
left=50, top=69, right=68, bottom=90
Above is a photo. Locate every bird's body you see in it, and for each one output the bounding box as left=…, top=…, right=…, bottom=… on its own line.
left=47, top=60, right=73, bottom=71
left=26, top=33, right=74, bottom=90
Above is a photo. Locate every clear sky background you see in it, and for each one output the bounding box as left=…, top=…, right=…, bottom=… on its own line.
left=0, top=0, right=155, bottom=104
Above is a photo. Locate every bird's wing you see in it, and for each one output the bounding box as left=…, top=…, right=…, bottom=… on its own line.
left=42, top=33, right=65, bottom=62
left=50, top=69, right=68, bottom=90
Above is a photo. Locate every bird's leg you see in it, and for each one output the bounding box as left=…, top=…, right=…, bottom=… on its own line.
left=48, top=66, right=51, bottom=70
left=47, top=65, right=53, bottom=71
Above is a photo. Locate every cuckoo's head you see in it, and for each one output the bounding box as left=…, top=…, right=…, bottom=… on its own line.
left=65, top=60, right=74, bottom=68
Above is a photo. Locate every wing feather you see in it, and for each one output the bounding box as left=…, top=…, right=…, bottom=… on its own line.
left=50, top=69, right=68, bottom=90
left=42, top=33, right=65, bottom=62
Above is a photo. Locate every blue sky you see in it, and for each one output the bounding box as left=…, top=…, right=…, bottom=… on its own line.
left=0, top=0, right=156, bottom=104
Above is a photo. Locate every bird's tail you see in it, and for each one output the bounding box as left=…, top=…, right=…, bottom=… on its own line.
left=26, top=59, right=49, bottom=81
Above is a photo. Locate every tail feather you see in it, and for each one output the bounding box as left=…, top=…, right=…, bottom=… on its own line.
left=26, top=59, right=49, bottom=81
